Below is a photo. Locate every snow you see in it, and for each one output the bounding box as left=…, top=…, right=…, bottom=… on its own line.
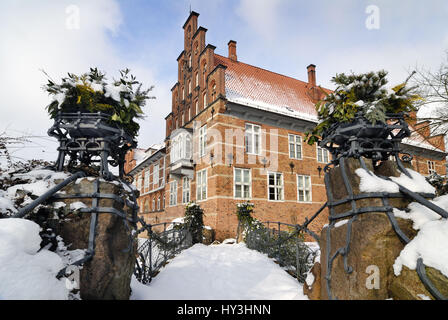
left=355, top=168, right=435, bottom=194
left=393, top=219, right=448, bottom=278
left=0, top=218, right=68, bottom=300
left=305, top=272, right=315, bottom=287
left=70, top=201, right=87, bottom=210
left=417, top=294, right=431, bottom=300
left=131, top=243, right=308, bottom=300
left=334, top=219, right=349, bottom=228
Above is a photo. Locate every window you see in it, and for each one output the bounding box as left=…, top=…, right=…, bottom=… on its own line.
left=234, top=168, right=251, bottom=199
left=144, top=199, right=149, bottom=212
left=136, top=174, right=142, bottom=191
left=195, top=72, right=199, bottom=87
left=171, top=132, right=193, bottom=163
left=428, top=161, right=436, bottom=174
left=153, top=164, right=159, bottom=186
left=211, top=82, right=216, bottom=101
left=245, top=123, right=261, bottom=155
left=203, top=92, right=207, bottom=108
left=157, top=196, right=160, bottom=211
left=182, top=177, right=191, bottom=204
left=169, top=181, right=177, bottom=206
left=182, top=87, right=185, bottom=100
left=163, top=194, right=165, bottom=209
left=196, top=169, right=207, bottom=201
left=188, top=55, right=192, bottom=68
left=199, top=125, right=207, bottom=157
left=268, top=172, right=283, bottom=201
left=195, top=100, right=199, bottom=114
left=188, top=107, right=191, bottom=122
left=144, top=170, right=149, bottom=189
left=181, top=112, right=184, bottom=126
left=289, top=134, right=302, bottom=159
left=188, top=81, right=191, bottom=95
left=317, top=146, right=329, bottom=163
left=297, top=175, right=312, bottom=202
left=152, top=198, right=155, bottom=211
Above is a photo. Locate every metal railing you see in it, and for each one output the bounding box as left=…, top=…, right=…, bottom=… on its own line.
left=243, top=221, right=319, bottom=283
left=134, top=221, right=193, bottom=284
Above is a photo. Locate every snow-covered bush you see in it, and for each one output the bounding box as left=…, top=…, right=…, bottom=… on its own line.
left=184, top=202, right=204, bottom=244
left=43, top=68, right=154, bottom=138
left=306, top=70, right=420, bottom=145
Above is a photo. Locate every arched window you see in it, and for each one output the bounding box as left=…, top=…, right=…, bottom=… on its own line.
left=210, top=80, right=217, bottom=101
left=195, top=72, right=199, bottom=87
left=144, top=199, right=149, bottom=213
left=203, top=92, right=207, bottom=108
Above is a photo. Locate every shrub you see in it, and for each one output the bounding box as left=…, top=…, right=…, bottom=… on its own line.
left=184, top=202, right=204, bottom=244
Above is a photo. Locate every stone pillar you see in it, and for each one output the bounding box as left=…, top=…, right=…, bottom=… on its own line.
left=317, top=158, right=418, bottom=300
left=55, top=177, right=137, bottom=300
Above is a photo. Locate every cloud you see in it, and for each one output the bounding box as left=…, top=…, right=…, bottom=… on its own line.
left=235, top=0, right=287, bottom=41
left=0, top=0, right=168, bottom=162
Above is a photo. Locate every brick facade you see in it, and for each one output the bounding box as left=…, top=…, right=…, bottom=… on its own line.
left=126, top=12, right=447, bottom=241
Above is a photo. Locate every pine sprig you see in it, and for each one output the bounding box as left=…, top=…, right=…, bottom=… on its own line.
left=42, top=68, right=155, bottom=138
left=305, top=70, right=421, bottom=145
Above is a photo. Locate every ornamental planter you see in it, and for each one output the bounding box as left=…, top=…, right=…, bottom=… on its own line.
left=319, top=113, right=411, bottom=162
left=48, top=111, right=136, bottom=179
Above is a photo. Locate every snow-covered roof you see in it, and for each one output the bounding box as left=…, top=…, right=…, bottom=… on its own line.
left=214, top=54, right=328, bottom=123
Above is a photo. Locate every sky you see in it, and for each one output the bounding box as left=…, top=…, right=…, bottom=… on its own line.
left=1, top=0, right=448, bottom=163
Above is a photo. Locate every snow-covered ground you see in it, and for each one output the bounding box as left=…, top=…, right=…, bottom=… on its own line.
left=131, top=243, right=308, bottom=300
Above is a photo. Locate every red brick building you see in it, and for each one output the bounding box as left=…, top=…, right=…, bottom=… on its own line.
left=126, top=12, right=447, bottom=241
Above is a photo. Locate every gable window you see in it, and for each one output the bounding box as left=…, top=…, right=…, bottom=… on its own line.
left=196, top=169, right=207, bottom=201
left=428, top=161, right=436, bottom=174
left=268, top=172, right=283, bottom=201
left=195, top=72, right=199, bottom=87
left=245, top=123, right=261, bottom=155
left=195, top=100, right=199, bottom=115
left=234, top=168, right=251, bottom=199
left=297, top=175, right=312, bottom=202
left=289, top=134, right=302, bottom=159
left=203, top=92, right=207, bottom=108
left=169, top=181, right=177, bottom=206
left=199, top=125, right=207, bottom=158
left=182, top=177, right=191, bottom=204
left=317, top=146, right=329, bottom=163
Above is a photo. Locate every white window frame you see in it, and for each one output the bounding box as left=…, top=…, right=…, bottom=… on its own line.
left=297, top=175, right=312, bottom=203
left=428, top=161, right=436, bottom=174
left=199, top=125, right=207, bottom=158
left=182, top=177, right=191, bottom=204
left=245, top=123, right=261, bottom=155
left=136, top=174, right=142, bottom=191
left=196, top=169, right=207, bottom=201
left=289, top=134, right=302, bottom=160
left=143, top=170, right=149, bottom=189
left=169, top=181, right=177, bottom=206
left=153, top=164, right=159, bottom=187
left=234, top=168, right=251, bottom=199
left=317, top=146, right=329, bottom=163
left=267, top=172, right=284, bottom=201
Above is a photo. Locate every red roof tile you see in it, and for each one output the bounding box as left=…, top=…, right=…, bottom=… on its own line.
left=214, top=54, right=329, bottom=123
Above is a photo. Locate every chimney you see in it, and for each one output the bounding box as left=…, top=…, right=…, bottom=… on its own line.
left=307, top=64, right=316, bottom=87
left=228, top=40, right=237, bottom=62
